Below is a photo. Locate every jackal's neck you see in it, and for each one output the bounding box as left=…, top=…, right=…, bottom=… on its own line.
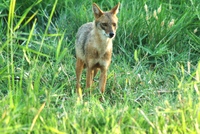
left=94, top=29, right=112, bottom=47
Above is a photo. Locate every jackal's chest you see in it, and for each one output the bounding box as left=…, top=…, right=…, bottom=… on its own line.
left=86, top=49, right=112, bottom=69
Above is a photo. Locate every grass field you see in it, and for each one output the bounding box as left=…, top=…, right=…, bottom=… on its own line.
left=0, top=0, right=200, bottom=133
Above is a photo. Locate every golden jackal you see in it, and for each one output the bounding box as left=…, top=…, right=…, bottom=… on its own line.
left=75, top=3, right=120, bottom=95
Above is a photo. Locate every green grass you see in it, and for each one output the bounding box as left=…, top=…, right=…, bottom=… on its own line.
left=0, top=0, right=200, bottom=133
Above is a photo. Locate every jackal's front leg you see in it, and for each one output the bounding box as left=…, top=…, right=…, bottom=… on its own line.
left=99, top=68, right=107, bottom=93
left=86, top=68, right=93, bottom=89
left=76, top=58, right=84, bottom=94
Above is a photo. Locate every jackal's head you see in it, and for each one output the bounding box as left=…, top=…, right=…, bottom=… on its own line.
left=93, top=3, right=120, bottom=39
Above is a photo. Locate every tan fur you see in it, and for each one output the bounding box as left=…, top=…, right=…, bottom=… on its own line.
left=75, top=3, right=120, bottom=95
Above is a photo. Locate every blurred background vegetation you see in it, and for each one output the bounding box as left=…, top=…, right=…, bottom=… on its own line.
left=1, top=0, right=199, bottom=65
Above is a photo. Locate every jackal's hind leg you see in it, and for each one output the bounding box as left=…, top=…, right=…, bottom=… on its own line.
left=93, top=68, right=99, bottom=80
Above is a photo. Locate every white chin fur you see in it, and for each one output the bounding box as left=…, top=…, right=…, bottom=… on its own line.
left=101, top=30, right=110, bottom=38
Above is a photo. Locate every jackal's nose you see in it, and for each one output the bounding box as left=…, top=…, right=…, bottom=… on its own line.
left=109, top=32, right=115, bottom=38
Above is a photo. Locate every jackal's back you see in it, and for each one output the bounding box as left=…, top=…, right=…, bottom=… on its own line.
left=75, top=22, right=94, bottom=61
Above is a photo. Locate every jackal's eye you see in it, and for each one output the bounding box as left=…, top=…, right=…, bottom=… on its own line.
left=112, top=23, right=116, bottom=27
left=101, top=23, right=108, bottom=27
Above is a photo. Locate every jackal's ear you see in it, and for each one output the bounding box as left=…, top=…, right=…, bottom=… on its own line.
left=93, top=3, right=104, bottom=19
left=110, top=3, right=120, bottom=15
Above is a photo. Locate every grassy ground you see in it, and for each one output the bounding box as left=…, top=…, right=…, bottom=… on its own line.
left=0, top=0, right=200, bottom=133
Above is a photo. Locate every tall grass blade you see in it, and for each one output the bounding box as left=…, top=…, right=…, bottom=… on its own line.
left=7, top=0, right=16, bottom=109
